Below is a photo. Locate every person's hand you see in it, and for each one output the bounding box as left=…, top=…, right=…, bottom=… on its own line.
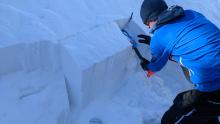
left=137, top=34, right=151, bottom=45
left=140, top=58, right=150, bottom=71
left=140, top=58, right=155, bottom=77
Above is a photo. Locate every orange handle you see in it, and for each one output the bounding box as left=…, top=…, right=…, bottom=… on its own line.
left=147, top=70, right=154, bottom=77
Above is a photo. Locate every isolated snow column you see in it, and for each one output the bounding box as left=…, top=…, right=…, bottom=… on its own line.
left=61, top=22, right=139, bottom=115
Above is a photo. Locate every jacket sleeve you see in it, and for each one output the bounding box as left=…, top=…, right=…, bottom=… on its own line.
left=146, top=35, right=170, bottom=72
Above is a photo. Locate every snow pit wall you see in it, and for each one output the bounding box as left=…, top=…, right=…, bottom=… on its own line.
left=0, top=41, right=61, bottom=76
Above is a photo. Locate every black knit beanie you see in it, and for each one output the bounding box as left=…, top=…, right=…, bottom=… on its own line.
left=140, top=0, right=168, bottom=24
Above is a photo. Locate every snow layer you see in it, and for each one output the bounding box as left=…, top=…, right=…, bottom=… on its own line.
left=0, top=0, right=219, bottom=124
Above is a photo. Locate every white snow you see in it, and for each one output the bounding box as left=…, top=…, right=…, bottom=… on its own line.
left=0, top=0, right=219, bottom=124
left=0, top=70, right=70, bottom=124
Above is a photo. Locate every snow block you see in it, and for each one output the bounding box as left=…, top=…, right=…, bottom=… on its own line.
left=61, top=22, right=141, bottom=112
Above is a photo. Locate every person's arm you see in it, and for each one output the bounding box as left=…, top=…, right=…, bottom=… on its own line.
left=146, top=36, right=170, bottom=72
left=147, top=51, right=170, bottom=72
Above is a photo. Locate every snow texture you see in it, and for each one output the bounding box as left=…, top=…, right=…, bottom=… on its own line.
left=0, top=0, right=219, bottom=124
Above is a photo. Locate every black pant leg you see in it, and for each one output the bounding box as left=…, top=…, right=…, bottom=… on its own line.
left=161, top=105, right=186, bottom=124
left=178, top=89, right=220, bottom=124
left=205, top=117, right=220, bottom=124
left=178, top=110, right=220, bottom=124
left=161, top=90, right=201, bottom=124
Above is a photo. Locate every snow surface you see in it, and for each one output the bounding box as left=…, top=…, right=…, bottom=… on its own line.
left=0, top=70, right=70, bottom=124
left=0, top=0, right=219, bottom=124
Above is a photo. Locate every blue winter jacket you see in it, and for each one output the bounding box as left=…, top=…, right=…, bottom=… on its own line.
left=147, top=10, right=220, bottom=92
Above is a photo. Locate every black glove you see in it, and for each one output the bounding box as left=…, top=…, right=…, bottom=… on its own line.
left=140, top=58, right=150, bottom=71
left=137, top=34, right=151, bottom=45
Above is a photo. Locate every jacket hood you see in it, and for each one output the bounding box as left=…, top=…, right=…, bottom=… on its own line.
left=150, top=5, right=185, bottom=33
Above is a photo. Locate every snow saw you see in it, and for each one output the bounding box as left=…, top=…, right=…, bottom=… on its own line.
left=120, top=12, right=154, bottom=77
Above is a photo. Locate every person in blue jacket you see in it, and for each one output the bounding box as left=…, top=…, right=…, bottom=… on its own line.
left=139, top=0, right=220, bottom=123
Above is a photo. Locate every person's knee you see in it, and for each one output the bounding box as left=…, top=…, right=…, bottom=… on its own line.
left=173, top=92, right=185, bottom=105
left=173, top=91, right=192, bottom=108
left=161, top=106, right=184, bottom=124
left=174, top=90, right=202, bottom=109
left=162, top=90, right=203, bottom=124
left=161, top=110, right=176, bottom=124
